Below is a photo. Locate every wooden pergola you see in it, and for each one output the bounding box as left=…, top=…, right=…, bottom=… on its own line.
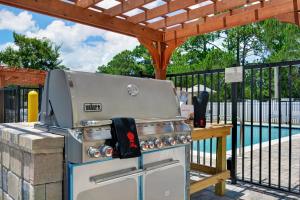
left=0, top=0, right=299, bottom=80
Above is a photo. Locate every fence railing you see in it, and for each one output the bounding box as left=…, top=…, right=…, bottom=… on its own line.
left=166, top=60, right=300, bottom=194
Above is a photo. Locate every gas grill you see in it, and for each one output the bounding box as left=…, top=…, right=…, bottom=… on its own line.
left=35, top=70, right=191, bottom=200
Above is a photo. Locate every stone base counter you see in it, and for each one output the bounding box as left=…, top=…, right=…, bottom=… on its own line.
left=0, top=123, right=64, bottom=200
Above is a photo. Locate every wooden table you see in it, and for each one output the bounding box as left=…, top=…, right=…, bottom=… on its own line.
left=190, top=123, right=232, bottom=196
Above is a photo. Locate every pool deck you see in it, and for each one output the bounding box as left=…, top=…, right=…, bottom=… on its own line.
left=236, top=134, right=300, bottom=193
left=191, top=181, right=300, bottom=200
left=191, top=134, right=300, bottom=198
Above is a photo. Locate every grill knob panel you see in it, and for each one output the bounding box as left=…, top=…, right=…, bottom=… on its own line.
left=88, top=147, right=101, bottom=158
left=148, top=141, right=155, bottom=149
left=186, top=135, right=192, bottom=143
left=140, top=141, right=148, bottom=151
left=166, top=137, right=176, bottom=146
left=154, top=138, right=164, bottom=148
left=178, top=135, right=188, bottom=144
left=99, top=145, right=113, bottom=157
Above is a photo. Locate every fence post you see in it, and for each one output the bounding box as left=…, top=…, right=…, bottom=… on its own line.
left=16, top=86, right=21, bottom=122
left=231, top=82, right=238, bottom=184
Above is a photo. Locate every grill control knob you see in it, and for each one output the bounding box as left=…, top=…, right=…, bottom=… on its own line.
left=148, top=141, right=155, bottom=149
left=178, top=135, right=188, bottom=144
left=99, top=145, right=113, bottom=157
left=166, top=137, right=176, bottom=146
left=186, top=135, right=192, bottom=143
left=154, top=138, right=164, bottom=148
left=88, top=147, right=100, bottom=158
left=140, top=141, right=148, bottom=151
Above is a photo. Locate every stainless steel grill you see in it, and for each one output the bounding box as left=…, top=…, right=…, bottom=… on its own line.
left=35, top=69, right=191, bottom=200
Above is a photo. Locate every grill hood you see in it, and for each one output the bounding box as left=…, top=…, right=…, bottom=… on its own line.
left=40, top=70, right=181, bottom=128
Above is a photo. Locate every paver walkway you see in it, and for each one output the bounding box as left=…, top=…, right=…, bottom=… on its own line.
left=191, top=182, right=300, bottom=200
left=236, top=135, right=300, bottom=193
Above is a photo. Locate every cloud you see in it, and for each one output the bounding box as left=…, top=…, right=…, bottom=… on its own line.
left=0, top=10, right=36, bottom=32
left=0, top=9, right=139, bottom=72
left=27, top=20, right=139, bottom=72
left=0, top=42, right=17, bottom=51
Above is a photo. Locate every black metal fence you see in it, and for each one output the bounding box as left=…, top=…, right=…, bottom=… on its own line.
left=0, top=86, right=43, bottom=123
left=166, top=60, right=300, bottom=194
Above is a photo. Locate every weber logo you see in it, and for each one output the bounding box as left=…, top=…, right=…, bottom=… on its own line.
left=84, top=103, right=102, bottom=112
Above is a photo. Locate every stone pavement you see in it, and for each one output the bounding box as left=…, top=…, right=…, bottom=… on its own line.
left=191, top=182, right=300, bottom=200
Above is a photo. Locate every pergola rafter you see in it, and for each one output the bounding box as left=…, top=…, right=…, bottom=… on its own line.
left=0, top=0, right=299, bottom=80
left=103, top=0, right=156, bottom=17
left=76, top=0, right=103, bottom=8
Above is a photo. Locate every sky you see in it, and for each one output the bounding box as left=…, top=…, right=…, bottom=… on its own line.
left=0, top=4, right=140, bottom=72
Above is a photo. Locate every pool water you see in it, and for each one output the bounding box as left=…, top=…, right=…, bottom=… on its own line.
left=192, top=125, right=300, bottom=153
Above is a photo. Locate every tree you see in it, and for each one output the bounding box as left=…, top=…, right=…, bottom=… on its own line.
left=223, top=24, right=264, bottom=66
left=97, top=50, right=142, bottom=76
left=259, top=19, right=300, bottom=62
left=0, top=32, right=65, bottom=70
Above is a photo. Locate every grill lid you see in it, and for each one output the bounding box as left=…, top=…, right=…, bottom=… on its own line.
left=40, top=70, right=181, bottom=128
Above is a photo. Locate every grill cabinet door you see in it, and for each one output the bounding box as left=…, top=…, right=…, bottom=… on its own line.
left=144, top=164, right=185, bottom=200
left=70, top=158, right=139, bottom=200
left=142, top=147, right=187, bottom=200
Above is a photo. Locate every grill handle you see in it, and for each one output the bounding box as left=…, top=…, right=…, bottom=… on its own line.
left=90, top=168, right=144, bottom=185
left=144, top=160, right=180, bottom=174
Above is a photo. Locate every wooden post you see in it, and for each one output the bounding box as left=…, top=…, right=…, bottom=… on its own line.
left=0, top=75, right=5, bottom=123
left=215, top=135, right=227, bottom=195
left=138, top=37, right=187, bottom=80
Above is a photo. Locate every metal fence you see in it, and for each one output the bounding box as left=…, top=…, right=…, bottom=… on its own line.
left=0, top=86, right=43, bottom=123
left=166, top=60, right=300, bottom=194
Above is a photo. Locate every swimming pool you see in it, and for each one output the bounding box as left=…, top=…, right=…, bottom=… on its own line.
left=192, top=125, right=300, bottom=153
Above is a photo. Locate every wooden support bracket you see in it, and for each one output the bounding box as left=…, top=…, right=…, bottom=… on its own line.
left=138, top=37, right=187, bottom=79
left=190, top=170, right=230, bottom=195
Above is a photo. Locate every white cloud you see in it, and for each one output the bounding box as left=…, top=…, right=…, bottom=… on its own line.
left=0, top=10, right=36, bottom=32
left=0, top=42, right=17, bottom=51
left=27, top=21, right=139, bottom=72
left=1, top=10, right=139, bottom=72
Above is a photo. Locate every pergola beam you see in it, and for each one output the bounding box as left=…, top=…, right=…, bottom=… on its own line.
left=0, top=0, right=163, bottom=42
left=276, top=12, right=300, bottom=26
left=165, top=0, right=299, bottom=41
left=103, top=0, right=156, bottom=17
left=76, top=0, right=103, bottom=8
